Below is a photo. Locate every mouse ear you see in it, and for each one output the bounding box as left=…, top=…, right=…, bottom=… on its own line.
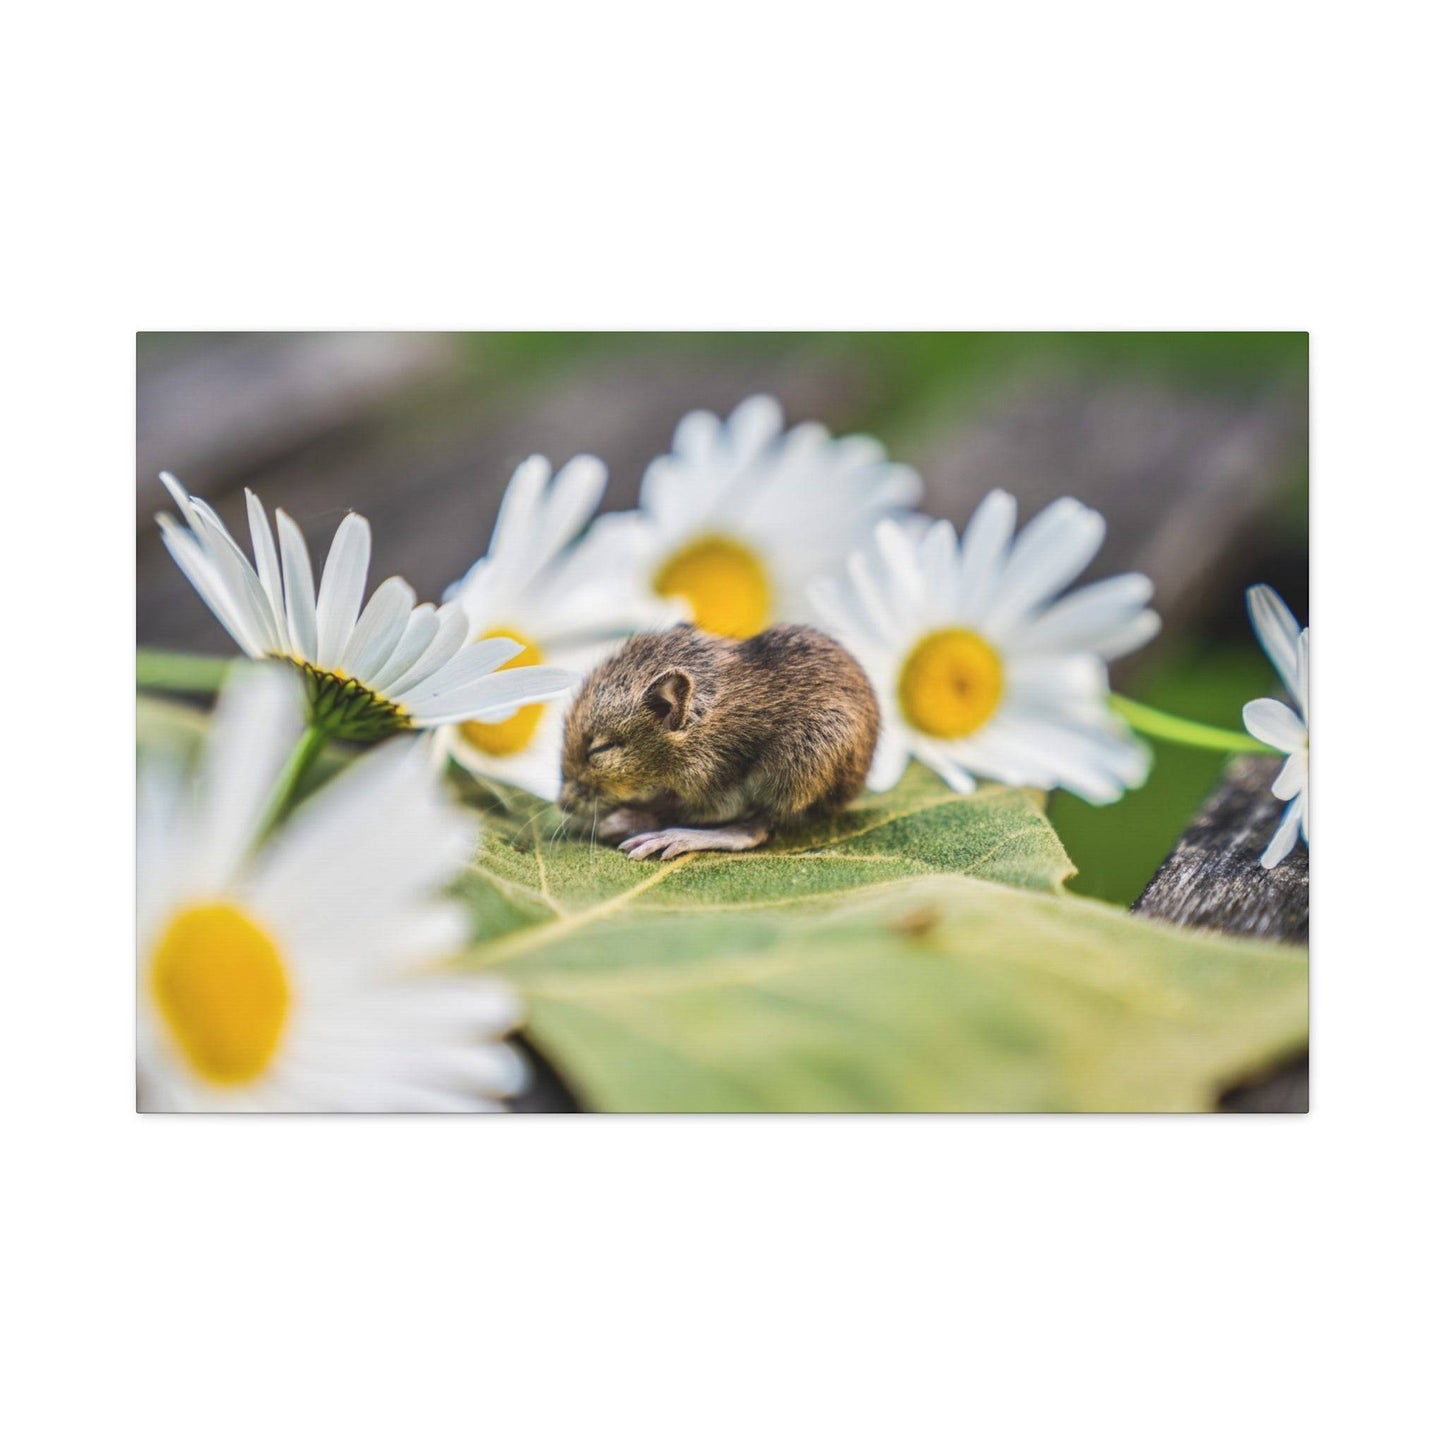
left=643, top=669, right=692, bottom=731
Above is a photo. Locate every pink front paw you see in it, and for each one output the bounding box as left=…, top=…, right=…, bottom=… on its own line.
left=621, top=824, right=768, bottom=860
left=599, top=807, right=661, bottom=843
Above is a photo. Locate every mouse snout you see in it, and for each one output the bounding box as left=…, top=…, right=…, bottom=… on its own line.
left=558, top=775, right=592, bottom=815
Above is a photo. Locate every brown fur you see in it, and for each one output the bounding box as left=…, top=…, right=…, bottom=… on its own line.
left=559, top=624, right=881, bottom=837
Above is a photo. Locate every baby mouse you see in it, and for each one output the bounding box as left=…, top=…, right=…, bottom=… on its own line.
left=559, top=623, right=880, bottom=860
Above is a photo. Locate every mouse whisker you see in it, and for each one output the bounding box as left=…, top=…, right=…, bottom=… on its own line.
left=508, top=800, right=553, bottom=847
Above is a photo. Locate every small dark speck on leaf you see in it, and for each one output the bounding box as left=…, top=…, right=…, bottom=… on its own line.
left=889, top=906, right=941, bottom=938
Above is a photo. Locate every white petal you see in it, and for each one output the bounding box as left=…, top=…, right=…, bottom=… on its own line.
left=249, top=739, right=476, bottom=934
left=1260, top=793, right=1303, bottom=868
left=945, top=732, right=1036, bottom=788
left=1243, top=698, right=1307, bottom=753
left=876, top=462, right=925, bottom=509
left=159, top=471, right=201, bottom=530
left=913, top=740, right=978, bottom=794
left=1014, top=573, right=1155, bottom=656
left=1090, top=608, right=1162, bottom=660
left=277, top=895, right=472, bottom=981
left=874, top=518, right=926, bottom=614
left=341, top=577, right=416, bottom=681
left=823, top=431, right=883, bottom=470
left=920, top=517, right=958, bottom=605
left=391, top=977, right=526, bottom=1034
left=529, top=512, right=685, bottom=640
left=952, top=490, right=1017, bottom=621
left=1006, top=653, right=1110, bottom=705
left=865, top=726, right=911, bottom=791
left=186, top=497, right=285, bottom=654
left=137, top=750, right=190, bottom=943
left=538, top=454, right=608, bottom=558
left=984, top=497, right=1105, bottom=632
left=392, top=635, right=525, bottom=705
left=275, top=509, right=319, bottom=661
left=314, top=513, right=372, bottom=670
left=1246, top=585, right=1304, bottom=704
left=458, top=453, right=610, bottom=629
left=261, top=1039, right=505, bottom=1110
left=1296, top=628, right=1310, bottom=725
left=406, top=665, right=579, bottom=725
left=383, top=601, right=470, bottom=697
left=1271, top=749, right=1308, bottom=802
left=190, top=664, right=304, bottom=894
left=478, top=749, right=563, bottom=803
left=725, top=394, right=785, bottom=461
left=368, top=603, right=438, bottom=693
left=447, top=697, right=569, bottom=800
left=638, top=460, right=699, bottom=531
left=385, top=1041, right=531, bottom=1097
left=158, top=518, right=266, bottom=657
left=673, top=406, right=728, bottom=461
left=843, top=536, right=907, bottom=645
left=487, top=454, right=550, bottom=559
left=982, top=708, right=1150, bottom=803
left=245, top=491, right=287, bottom=642
left=807, top=575, right=863, bottom=642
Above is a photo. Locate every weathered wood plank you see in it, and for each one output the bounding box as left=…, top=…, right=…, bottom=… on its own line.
left=1134, top=754, right=1309, bottom=1111
left=1135, top=755, right=1308, bottom=940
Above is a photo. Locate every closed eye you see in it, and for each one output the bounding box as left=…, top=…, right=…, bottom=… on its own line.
left=587, top=741, right=618, bottom=759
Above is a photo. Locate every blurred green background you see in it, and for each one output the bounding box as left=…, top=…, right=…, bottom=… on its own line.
left=138, top=330, right=1308, bottom=905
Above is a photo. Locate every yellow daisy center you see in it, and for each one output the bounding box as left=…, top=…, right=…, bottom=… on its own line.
left=898, top=629, right=1005, bottom=739
left=149, top=902, right=290, bottom=1087
left=654, top=535, right=772, bottom=638
left=460, top=630, right=546, bottom=757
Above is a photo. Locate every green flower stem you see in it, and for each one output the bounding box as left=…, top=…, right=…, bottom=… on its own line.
left=1110, top=694, right=1276, bottom=755
left=136, top=648, right=230, bottom=694
left=254, top=723, right=329, bottom=841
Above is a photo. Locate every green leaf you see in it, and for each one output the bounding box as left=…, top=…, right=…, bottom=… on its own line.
left=457, top=769, right=1307, bottom=1113
left=455, top=763, right=1074, bottom=941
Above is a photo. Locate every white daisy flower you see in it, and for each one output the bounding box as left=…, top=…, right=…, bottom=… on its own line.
left=1242, top=585, right=1310, bottom=868
left=441, top=454, right=680, bottom=799
left=138, top=664, right=528, bottom=1112
left=597, top=394, right=922, bottom=639
left=157, top=474, right=578, bottom=740
left=810, top=493, right=1162, bottom=803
